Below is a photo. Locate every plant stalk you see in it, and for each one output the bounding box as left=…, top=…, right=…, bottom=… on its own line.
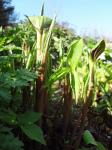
left=74, top=60, right=94, bottom=150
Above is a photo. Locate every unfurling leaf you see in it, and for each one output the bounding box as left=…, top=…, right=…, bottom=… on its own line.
left=27, top=16, right=52, bottom=30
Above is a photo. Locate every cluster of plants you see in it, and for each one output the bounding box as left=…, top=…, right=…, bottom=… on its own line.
left=0, top=4, right=112, bottom=150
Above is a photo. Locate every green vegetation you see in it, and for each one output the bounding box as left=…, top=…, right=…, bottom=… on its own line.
left=0, top=3, right=112, bottom=150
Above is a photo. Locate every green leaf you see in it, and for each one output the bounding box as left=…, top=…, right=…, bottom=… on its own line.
left=0, top=133, right=24, bottom=150
left=0, top=126, right=12, bottom=133
left=27, top=16, right=52, bottom=30
left=0, top=88, right=12, bottom=102
left=47, top=67, right=69, bottom=86
left=83, top=73, right=89, bottom=100
left=97, top=142, right=106, bottom=150
left=17, top=111, right=42, bottom=125
left=44, top=15, right=56, bottom=54
left=83, top=130, right=97, bottom=146
left=67, top=39, right=83, bottom=72
left=3, top=69, right=37, bottom=88
left=91, top=40, right=105, bottom=61
left=20, top=124, right=46, bottom=145
left=0, top=111, right=17, bottom=125
left=70, top=71, right=80, bottom=104
left=0, top=45, right=22, bottom=52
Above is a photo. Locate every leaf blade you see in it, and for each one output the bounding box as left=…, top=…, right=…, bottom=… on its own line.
left=20, top=124, right=46, bottom=145
left=67, top=39, right=83, bottom=72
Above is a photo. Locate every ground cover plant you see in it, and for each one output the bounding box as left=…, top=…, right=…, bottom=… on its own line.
left=0, top=3, right=112, bottom=150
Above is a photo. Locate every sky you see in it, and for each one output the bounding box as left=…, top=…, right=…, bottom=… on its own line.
left=12, top=0, right=112, bottom=39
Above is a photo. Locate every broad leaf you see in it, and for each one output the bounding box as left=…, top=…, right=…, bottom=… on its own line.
left=67, top=39, right=83, bottom=72
left=83, top=130, right=97, bottom=146
left=83, top=131, right=106, bottom=150
left=20, top=124, right=46, bottom=145
left=17, top=111, right=42, bottom=125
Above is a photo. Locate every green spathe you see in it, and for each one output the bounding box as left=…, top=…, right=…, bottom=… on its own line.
left=27, top=16, right=52, bottom=31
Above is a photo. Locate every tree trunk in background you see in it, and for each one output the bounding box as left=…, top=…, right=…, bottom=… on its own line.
left=0, top=0, right=15, bottom=27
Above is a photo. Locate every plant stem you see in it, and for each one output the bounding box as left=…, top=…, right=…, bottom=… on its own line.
left=74, top=60, right=94, bottom=150
left=63, top=78, right=72, bottom=135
